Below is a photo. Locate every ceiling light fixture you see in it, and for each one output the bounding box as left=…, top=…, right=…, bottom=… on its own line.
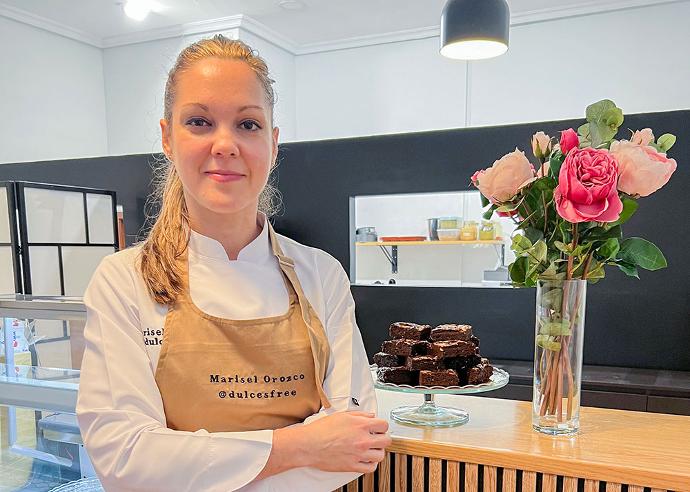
left=278, top=0, right=306, bottom=11
left=440, top=0, right=510, bottom=60
left=124, top=0, right=152, bottom=21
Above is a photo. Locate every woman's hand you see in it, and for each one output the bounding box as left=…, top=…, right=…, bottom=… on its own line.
left=257, top=411, right=391, bottom=480
left=298, top=411, right=392, bottom=473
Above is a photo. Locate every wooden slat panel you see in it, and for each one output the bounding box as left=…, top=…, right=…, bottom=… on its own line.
left=362, top=471, right=375, bottom=492
left=563, top=477, right=578, bottom=492
left=521, top=471, right=537, bottom=492
left=584, top=479, right=599, bottom=492
left=429, top=458, right=442, bottom=492
left=502, top=468, right=517, bottom=492
left=542, top=474, right=557, bottom=492
left=650, top=489, right=666, bottom=492
left=412, top=456, right=424, bottom=492
left=395, top=453, right=407, bottom=492
left=447, top=461, right=460, bottom=492
left=627, top=486, right=644, bottom=492
left=484, top=466, right=497, bottom=492
left=346, top=479, right=358, bottom=492
left=378, top=452, right=391, bottom=492
left=605, top=483, right=622, bottom=492
left=465, top=463, right=479, bottom=491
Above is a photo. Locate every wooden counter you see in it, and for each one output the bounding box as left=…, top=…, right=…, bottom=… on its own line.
left=336, top=390, right=690, bottom=492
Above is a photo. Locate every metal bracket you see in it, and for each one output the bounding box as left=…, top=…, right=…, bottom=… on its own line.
left=377, top=245, right=398, bottom=274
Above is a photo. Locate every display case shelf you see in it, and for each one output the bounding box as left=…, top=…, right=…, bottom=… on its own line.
left=355, top=240, right=504, bottom=246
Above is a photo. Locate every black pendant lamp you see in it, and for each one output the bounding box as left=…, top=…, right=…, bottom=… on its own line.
left=440, top=0, right=510, bottom=60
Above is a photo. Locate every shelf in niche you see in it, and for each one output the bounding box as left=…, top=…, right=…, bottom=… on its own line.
left=355, top=240, right=504, bottom=246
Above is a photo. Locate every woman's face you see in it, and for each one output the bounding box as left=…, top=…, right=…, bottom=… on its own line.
left=160, top=58, right=278, bottom=221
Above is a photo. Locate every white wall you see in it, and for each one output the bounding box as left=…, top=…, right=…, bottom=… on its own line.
left=0, top=16, right=108, bottom=165
left=296, top=36, right=468, bottom=141
left=294, top=2, right=690, bottom=141
left=468, top=2, right=690, bottom=127
left=103, top=28, right=296, bottom=156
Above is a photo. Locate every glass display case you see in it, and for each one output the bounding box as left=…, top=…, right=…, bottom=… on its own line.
left=0, top=295, right=101, bottom=492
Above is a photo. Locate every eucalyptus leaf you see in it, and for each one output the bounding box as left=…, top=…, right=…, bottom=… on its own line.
left=509, top=256, right=529, bottom=284
left=536, top=334, right=562, bottom=352
left=586, top=99, right=624, bottom=146
left=539, top=320, right=572, bottom=336
left=511, top=235, right=533, bottom=254
left=617, top=237, right=667, bottom=271
left=577, top=123, right=590, bottom=139
left=657, top=133, right=677, bottom=152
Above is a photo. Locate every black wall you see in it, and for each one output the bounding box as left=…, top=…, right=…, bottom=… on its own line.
left=2, top=110, right=688, bottom=370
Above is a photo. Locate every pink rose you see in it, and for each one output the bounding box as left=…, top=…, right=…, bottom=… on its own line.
left=473, top=149, right=535, bottom=203
left=531, top=131, right=551, bottom=160
left=555, top=148, right=623, bottom=223
left=609, top=140, right=676, bottom=197
left=630, top=128, right=654, bottom=146
left=560, top=128, right=579, bottom=155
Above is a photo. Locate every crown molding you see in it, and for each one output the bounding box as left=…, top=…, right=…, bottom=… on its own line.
left=100, top=14, right=243, bottom=48
left=294, top=26, right=439, bottom=55
left=0, top=2, right=103, bottom=48
left=0, top=0, right=687, bottom=53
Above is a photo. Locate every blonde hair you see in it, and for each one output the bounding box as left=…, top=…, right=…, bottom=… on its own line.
left=139, top=35, right=281, bottom=305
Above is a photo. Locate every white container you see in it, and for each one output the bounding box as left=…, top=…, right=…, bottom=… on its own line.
left=436, top=228, right=460, bottom=241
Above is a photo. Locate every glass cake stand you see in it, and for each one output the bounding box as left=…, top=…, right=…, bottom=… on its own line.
left=372, top=366, right=509, bottom=427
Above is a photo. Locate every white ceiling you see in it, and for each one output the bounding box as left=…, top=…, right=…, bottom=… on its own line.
left=0, top=0, right=686, bottom=50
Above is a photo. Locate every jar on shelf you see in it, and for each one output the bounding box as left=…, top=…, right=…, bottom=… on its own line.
left=460, top=220, right=478, bottom=241
left=479, top=220, right=496, bottom=241
left=438, top=216, right=462, bottom=229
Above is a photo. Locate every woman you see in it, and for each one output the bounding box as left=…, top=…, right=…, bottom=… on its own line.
left=76, top=35, right=390, bottom=492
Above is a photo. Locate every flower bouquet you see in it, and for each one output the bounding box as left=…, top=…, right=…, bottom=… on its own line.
left=471, top=99, right=677, bottom=434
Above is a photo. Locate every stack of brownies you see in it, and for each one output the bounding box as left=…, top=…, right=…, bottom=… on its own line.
left=374, top=322, right=493, bottom=387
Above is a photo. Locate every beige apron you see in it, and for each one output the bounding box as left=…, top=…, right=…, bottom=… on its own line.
left=154, top=223, right=331, bottom=432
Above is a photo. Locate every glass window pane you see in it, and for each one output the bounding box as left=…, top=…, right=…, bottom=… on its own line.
left=28, top=246, right=62, bottom=295
left=0, top=186, right=11, bottom=243
left=0, top=245, right=15, bottom=293
left=61, top=246, right=114, bottom=296
left=24, top=187, right=86, bottom=244
left=86, top=193, right=114, bottom=244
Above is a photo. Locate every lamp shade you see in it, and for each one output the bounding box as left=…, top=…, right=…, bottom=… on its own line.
left=440, top=0, right=510, bottom=60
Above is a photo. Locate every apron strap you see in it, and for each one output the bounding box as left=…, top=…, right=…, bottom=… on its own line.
left=268, top=223, right=332, bottom=409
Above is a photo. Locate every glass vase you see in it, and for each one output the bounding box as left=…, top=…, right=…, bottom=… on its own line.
left=532, top=279, right=586, bottom=435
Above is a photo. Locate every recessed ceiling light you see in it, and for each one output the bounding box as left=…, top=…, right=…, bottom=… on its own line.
left=124, top=0, right=152, bottom=21
left=278, top=0, right=306, bottom=11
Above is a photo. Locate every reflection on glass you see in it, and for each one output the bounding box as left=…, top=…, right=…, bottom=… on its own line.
left=351, top=191, right=517, bottom=288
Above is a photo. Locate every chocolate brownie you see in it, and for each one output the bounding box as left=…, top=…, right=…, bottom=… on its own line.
left=377, top=366, right=416, bottom=385
left=419, top=369, right=459, bottom=387
left=443, top=353, right=482, bottom=372
left=429, top=340, right=476, bottom=358
left=470, top=335, right=480, bottom=347
left=382, top=339, right=430, bottom=356
left=373, top=352, right=404, bottom=368
left=430, top=324, right=472, bottom=342
left=467, top=359, right=493, bottom=385
left=389, top=322, right=431, bottom=340
left=406, top=355, right=442, bottom=371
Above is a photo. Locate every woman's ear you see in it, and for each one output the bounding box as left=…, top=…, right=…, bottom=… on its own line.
left=160, top=118, right=172, bottom=160
left=271, top=126, right=280, bottom=166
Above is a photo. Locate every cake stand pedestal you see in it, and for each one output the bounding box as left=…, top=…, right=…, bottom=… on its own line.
left=373, top=367, right=509, bottom=428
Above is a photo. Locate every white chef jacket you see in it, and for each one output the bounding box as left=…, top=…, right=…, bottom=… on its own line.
left=76, top=215, right=377, bottom=492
